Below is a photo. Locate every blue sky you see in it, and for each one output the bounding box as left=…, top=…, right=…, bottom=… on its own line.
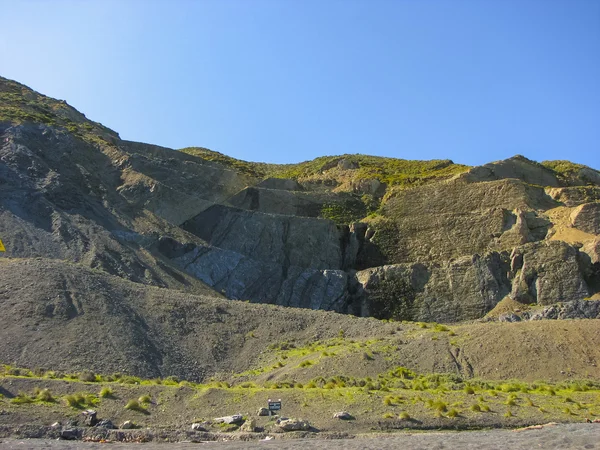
left=0, top=0, right=598, bottom=168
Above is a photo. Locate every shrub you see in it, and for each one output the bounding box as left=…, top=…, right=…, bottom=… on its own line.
left=125, top=399, right=145, bottom=411
left=382, top=412, right=394, bottom=419
left=99, top=387, right=114, bottom=398
left=64, top=394, right=85, bottom=408
left=504, top=410, right=513, bottom=418
left=36, top=388, right=55, bottom=402
left=11, top=392, right=34, bottom=404
left=447, top=409, right=459, bottom=418
left=464, top=386, right=475, bottom=395
left=138, top=394, right=151, bottom=404
left=399, top=411, right=411, bottom=420
left=470, top=404, right=481, bottom=412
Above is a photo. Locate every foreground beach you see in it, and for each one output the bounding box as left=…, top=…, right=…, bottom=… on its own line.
left=1, top=423, right=599, bottom=450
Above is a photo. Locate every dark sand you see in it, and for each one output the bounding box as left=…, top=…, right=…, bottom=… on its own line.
left=1, top=424, right=599, bottom=450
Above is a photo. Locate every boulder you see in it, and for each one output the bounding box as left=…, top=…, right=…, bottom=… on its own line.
left=570, top=202, right=600, bottom=235
left=333, top=411, right=354, bottom=420
left=60, top=428, right=80, bottom=440
left=214, top=414, right=244, bottom=425
left=240, top=419, right=257, bottom=432
left=81, top=410, right=98, bottom=427
left=257, top=407, right=270, bottom=416
left=120, top=421, right=135, bottom=429
left=95, top=419, right=115, bottom=429
left=276, top=417, right=311, bottom=432
left=191, top=422, right=207, bottom=431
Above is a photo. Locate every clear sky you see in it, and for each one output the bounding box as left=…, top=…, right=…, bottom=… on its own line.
left=0, top=0, right=598, bottom=168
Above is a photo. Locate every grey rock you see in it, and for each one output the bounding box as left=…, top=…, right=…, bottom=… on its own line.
left=60, top=428, right=80, bottom=440
left=510, top=241, right=590, bottom=305
left=95, top=419, right=115, bottom=429
left=529, top=300, right=600, bottom=320
left=182, top=205, right=343, bottom=270
left=164, top=239, right=352, bottom=313
left=498, top=313, right=522, bottom=323
left=240, top=419, right=257, bottom=432
left=333, top=411, right=354, bottom=420
left=357, top=252, right=511, bottom=323
left=214, top=414, right=244, bottom=425
left=82, top=409, right=97, bottom=427
left=191, top=422, right=207, bottom=431
left=276, top=418, right=311, bottom=431
left=570, top=202, right=600, bottom=234
left=120, top=421, right=135, bottom=429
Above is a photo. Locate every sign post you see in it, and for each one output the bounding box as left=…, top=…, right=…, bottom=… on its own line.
left=267, top=398, right=281, bottom=417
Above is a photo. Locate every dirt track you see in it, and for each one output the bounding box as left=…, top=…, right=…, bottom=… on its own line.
left=1, top=424, right=599, bottom=449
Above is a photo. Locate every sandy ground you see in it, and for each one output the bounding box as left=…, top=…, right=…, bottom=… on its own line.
left=1, top=424, right=599, bottom=450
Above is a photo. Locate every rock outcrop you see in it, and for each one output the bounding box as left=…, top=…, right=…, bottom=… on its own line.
left=509, top=241, right=590, bottom=305
left=570, top=202, right=600, bottom=235
left=1, top=76, right=599, bottom=326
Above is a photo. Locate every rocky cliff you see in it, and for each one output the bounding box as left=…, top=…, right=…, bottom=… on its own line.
left=1, top=76, right=599, bottom=325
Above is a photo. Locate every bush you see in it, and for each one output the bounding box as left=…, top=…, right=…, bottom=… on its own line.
left=447, top=409, right=459, bottom=418
left=399, top=411, right=411, bottom=420
left=138, top=394, right=151, bottom=404
left=125, top=399, right=145, bottom=411
left=470, top=404, right=481, bottom=412
left=11, top=392, right=34, bottom=404
left=36, top=388, right=55, bottom=402
left=64, top=394, right=85, bottom=408
left=99, top=387, right=114, bottom=398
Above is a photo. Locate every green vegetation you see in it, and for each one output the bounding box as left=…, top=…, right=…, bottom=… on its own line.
left=320, top=199, right=368, bottom=225
left=125, top=399, right=146, bottom=412
left=64, top=393, right=99, bottom=409
left=180, top=147, right=273, bottom=178
left=269, top=155, right=469, bottom=188
left=541, top=160, right=593, bottom=184
left=2, top=361, right=600, bottom=432
left=99, top=387, right=114, bottom=398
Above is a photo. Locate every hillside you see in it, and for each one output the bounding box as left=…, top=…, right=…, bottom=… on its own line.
left=1, top=75, right=600, bottom=436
